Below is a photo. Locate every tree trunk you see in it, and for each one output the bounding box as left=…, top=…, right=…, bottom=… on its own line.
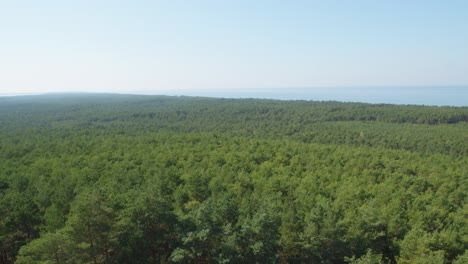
left=88, top=224, right=98, bottom=264
left=1, top=248, right=7, bottom=264
left=104, top=244, right=110, bottom=263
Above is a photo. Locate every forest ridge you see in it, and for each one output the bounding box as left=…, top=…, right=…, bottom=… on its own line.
left=0, top=94, right=467, bottom=263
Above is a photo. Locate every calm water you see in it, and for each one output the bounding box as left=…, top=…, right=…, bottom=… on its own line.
left=175, top=87, right=468, bottom=107
left=1, top=87, right=467, bottom=106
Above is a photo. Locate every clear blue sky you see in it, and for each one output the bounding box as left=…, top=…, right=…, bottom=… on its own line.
left=1, top=0, right=467, bottom=94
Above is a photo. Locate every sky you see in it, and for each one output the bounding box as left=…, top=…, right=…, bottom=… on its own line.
left=0, top=0, right=467, bottom=95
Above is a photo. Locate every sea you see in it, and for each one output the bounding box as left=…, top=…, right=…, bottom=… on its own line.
left=175, top=87, right=468, bottom=107
left=1, top=87, right=467, bottom=107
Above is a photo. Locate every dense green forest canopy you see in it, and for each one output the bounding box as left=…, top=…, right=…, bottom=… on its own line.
left=0, top=94, right=467, bottom=263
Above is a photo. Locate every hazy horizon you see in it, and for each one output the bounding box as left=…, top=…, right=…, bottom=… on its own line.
left=1, top=86, right=467, bottom=107
left=1, top=1, right=467, bottom=96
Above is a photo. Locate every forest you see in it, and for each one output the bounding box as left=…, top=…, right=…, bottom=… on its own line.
left=0, top=93, right=467, bottom=263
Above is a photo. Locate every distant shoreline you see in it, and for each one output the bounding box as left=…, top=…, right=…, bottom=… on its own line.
left=0, top=93, right=42, bottom=97
left=1, top=87, right=467, bottom=107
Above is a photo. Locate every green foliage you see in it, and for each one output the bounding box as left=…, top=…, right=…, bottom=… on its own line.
left=453, top=251, right=468, bottom=264
left=15, top=231, right=75, bottom=264
left=345, top=249, right=383, bottom=264
left=65, top=189, right=116, bottom=263
left=0, top=94, right=466, bottom=263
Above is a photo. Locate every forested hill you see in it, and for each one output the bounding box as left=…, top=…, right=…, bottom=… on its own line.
left=0, top=94, right=467, bottom=263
